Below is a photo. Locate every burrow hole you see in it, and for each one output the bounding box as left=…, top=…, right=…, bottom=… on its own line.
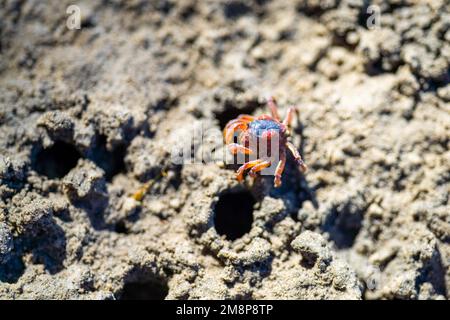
left=223, top=1, right=252, bottom=19
left=33, top=141, right=81, bottom=179
left=114, top=220, right=128, bottom=234
left=214, top=101, right=260, bottom=130
left=214, top=189, right=255, bottom=241
left=120, top=275, right=169, bottom=300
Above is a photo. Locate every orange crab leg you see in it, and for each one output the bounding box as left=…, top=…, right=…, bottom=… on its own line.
left=238, top=114, right=255, bottom=121
left=224, top=122, right=247, bottom=144
left=283, top=107, right=296, bottom=128
left=249, top=160, right=271, bottom=177
left=227, top=143, right=252, bottom=155
left=224, top=115, right=253, bottom=131
left=274, top=151, right=286, bottom=187
left=224, top=120, right=243, bottom=134
left=267, top=96, right=281, bottom=121
left=225, top=117, right=251, bottom=130
left=257, top=114, right=275, bottom=121
left=236, top=159, right=263, bottom=182
left=238, top=130, right=249, bottom=144
left=286, top=141, right=307, bottom=172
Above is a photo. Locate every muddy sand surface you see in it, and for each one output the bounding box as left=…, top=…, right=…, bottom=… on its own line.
left=0, top=0, right=449, bottom=299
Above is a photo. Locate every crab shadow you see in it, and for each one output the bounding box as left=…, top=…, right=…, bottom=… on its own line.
left=416, top=246, right=448, bottom=298
left=266, top=117, right=319, bottom=217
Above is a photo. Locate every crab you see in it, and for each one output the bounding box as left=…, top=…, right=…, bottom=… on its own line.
left=223, top=96, right=307, bottom=187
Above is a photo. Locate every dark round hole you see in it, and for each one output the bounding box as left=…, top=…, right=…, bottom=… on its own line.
left=114, top=221, right=128, bottom=234
left=120, top=278, right=169, bottom=300
left=223, top=1, right=252, bottom=19
left=214, top=102, right=259, bottom=130
left=214, top=190, right=255, bottom=240
left=33, top=141, right=81, bottom=179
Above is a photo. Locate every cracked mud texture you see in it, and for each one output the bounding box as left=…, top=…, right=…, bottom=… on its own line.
left=0, top=0, right=449, bottom=300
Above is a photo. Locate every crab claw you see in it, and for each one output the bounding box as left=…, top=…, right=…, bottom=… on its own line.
left=274, top=174, right=282, bottom=187
left=297, top=160, right=308, bottom=173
